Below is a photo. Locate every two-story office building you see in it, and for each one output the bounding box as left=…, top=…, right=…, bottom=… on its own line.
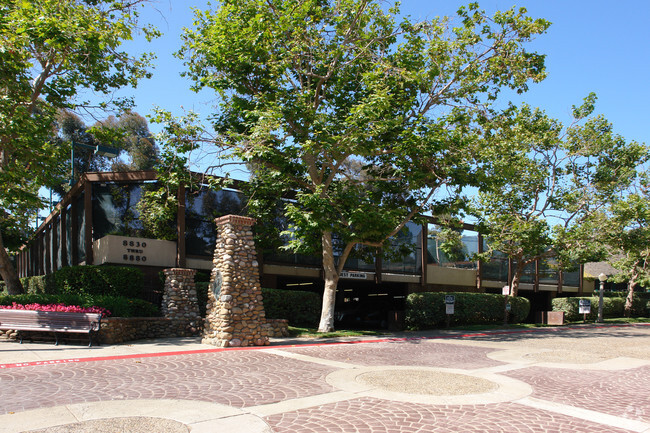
left=16, top=171, right=596, bottom=320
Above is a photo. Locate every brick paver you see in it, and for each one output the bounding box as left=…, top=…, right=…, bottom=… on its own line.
left=0, top=351, right=336, bottom=415
left=265, top=398, right=635, bottom=433
left=505, top=365, right=650, bottom=422
left=1, top=326, right=649, bottom=432
left=285, top=340, right=503, bottom=369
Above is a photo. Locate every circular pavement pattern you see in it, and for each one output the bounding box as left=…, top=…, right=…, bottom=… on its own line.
left=326, top=365, right=533, bottom=405
left=357, top=369, right=497, bottom=395
left=26, top=417, right=189, bottom=433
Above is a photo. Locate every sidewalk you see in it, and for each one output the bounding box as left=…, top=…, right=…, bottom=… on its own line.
left=1, top=323, right=647, bottom=368
left=0, top=324, right=648, bottom=433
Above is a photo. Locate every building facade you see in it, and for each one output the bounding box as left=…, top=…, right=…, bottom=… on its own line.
left=17, top=171, right=595, bottom=320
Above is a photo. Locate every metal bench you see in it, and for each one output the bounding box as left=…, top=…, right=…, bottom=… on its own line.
left=0, top=309, right=102, bottom=347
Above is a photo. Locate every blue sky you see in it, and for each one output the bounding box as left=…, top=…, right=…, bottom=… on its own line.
left=114, top=0, right=648, bottom=159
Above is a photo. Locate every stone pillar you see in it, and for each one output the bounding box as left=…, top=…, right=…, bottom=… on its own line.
left=162, top=268, right=201, bottom=336
left=202, top=215, right=269, bottom=347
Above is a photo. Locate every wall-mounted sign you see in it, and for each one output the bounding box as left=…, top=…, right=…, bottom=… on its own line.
left=93, top=235, right=176, bottom=267
left=340, top=271, right=368, bottom=280
left=121, top=239, right=147, bottom=263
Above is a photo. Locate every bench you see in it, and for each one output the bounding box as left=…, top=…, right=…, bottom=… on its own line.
left=0, top=309, right=102, bottom=347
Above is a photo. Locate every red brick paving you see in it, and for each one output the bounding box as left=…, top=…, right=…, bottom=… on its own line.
left=504, top=365, right=650, bottom=423
left=0, top=351, right=336, bottom=414
left=285, top=340, right=503, bottom=369
left=1, top=332, right=648, bottom=432
left=265, top=398, right=635, bottom=433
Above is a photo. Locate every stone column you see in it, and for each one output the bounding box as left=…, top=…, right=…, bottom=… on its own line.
left=162, top=268, right=201, bottom=336
left=202, top=215, right=269, bottom=347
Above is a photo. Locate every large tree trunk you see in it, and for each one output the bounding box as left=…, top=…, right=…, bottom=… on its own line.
left=625, top=277, right=637, bottom=318
left=318, top=231, right=339, bottom=332
left=505, top=265, right=524, bottom=325
left=509, top=265, right=523, bottom=297
left=0, top=229, right=23, bottom=295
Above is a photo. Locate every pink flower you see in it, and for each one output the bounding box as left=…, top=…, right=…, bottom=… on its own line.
left=0, top=303, right=111, bottom=317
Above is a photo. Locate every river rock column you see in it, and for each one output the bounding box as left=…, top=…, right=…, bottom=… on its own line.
left=162, top=268, right=201, bottom=336
left=202, top=215, right=269, bottom=347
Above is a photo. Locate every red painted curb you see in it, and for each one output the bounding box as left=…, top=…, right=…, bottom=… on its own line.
left=1, top=323, right=647, bottom=370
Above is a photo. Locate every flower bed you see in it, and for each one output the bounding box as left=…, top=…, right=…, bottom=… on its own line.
left=0, top=302, right=110, bottom=317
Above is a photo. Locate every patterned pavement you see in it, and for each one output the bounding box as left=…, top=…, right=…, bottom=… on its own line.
left=266, top=399, right=635, bottom=433
left=0, top=324, right=648, bottom=432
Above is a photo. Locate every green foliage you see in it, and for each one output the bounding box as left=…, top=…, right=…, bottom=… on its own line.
left=51, top=110, right=160, bottom=195
left=51, top=265, right=144, bottom=299
left=135, top=184, right=178, bottom=241
left=91, top=295, right=160, bottom=318
left=0, top=0, right=158, bottom=294
left=550, top=296, right=642, bottom=321
left=405, top=292, right=530, bottom=330
left=15, top=266, right=145, bottom=299
left=262, top=288, right=321, bottom=327
left=19, top=275, right=57, bottom=294
left=196, top=281, right=209, bottom=318
left=0, top=293, right=159, bottom=318
left=472, top=97, right=648, bottom=296
left=605, top=192, right=650, bottom=298
left=176, top=0, right=550, bottom=332
left=194, top=284, right=321, bottom=327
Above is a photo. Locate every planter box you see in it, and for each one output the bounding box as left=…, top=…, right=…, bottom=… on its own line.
left=535, top=311, right=565, bottom=325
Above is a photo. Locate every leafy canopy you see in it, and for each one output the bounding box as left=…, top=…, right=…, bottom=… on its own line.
left=471, top=94, right=648, bottom=294
left=0, top=0, right=158, bottom=294
left=178, top=0, right=549, bottom=255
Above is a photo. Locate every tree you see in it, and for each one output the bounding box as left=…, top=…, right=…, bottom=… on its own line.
left=472, top=95, right=648, bottom=298
left=52, top=110, right=160, bottom=193
left=0, top=0, right=158, bottom=294
left=177, top=0, right=549, bottom=331
left=96, top=111, right=160, bottom=172
left=602, top=180, right=650, bottom=315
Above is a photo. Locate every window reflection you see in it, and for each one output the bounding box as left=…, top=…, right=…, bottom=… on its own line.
left=427, top=224, right=478, bottom=269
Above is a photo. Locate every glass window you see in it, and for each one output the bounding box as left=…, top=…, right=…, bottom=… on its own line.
left=76, top=192, right=85, bottom=263
left=427, top=224, right=478, bottom=269
left=53, top=215, right=61, bottom=270
left=382, top=222, right=422, bottom=274
left=92, top=183, right=147, bottom=239
left=65, top=205, right=72, bottom=267
left=185, top=188, right=246, bottom=256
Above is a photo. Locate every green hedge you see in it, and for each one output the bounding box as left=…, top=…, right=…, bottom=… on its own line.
left=4, top=266, right=144, bottom=299
left=195, top=283, right=321, bottom=327
left=552, top=295, right=648, bottom=321
left=405, top=292, right=530, bottom=330
left=262, top=288, right=321, bottom=327
left=53, top=266, right=143, bottom=298
left=0, top=293, right=159, bottom=318
left=17, top=275, right=57, bottom=294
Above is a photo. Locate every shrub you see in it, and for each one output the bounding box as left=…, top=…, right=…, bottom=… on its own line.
left=602, top=291, right=650, bottom=316
left=194, top=285, right=320, bottom=327
left=405, top=292, right=530, bottom=330
left=552, top=296, right=626, bottom=321
left=262, top=288, right=321, bottom=327
left=92, top=295, right=159, bottom=318
left=0, top=293, right=158, bottom=318
left=196, top=281, right=209, bottom=317
left=53, top=265, right=143, bottom=298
